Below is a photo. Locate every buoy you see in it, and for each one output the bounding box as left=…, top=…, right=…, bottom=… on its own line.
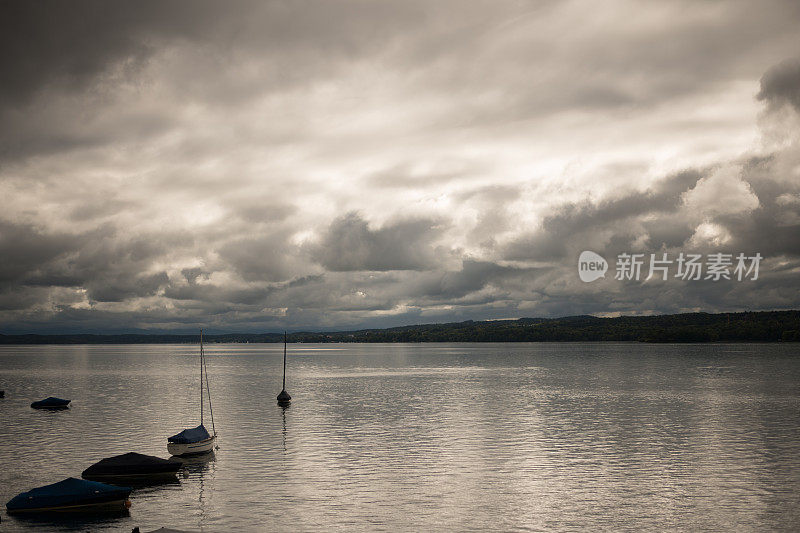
left=277, top=331, right=291, bottom=405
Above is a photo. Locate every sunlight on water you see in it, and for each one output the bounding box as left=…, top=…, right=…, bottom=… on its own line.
left=1, top=343, right=799, bottom=531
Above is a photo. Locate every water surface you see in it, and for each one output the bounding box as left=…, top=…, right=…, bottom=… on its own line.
left=0, top=343, right=798, bottom=531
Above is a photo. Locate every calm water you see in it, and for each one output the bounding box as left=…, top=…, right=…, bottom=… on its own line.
left=0, top=343, right=799, bottom=532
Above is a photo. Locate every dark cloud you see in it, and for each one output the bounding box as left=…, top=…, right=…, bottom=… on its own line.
left=310, top=212, right=447, bottom=272
left=181, top=267, right=207, bottom=285
left=547, top=170, right=704, bottom=233
left=0, top=0, right=151, bottom=105
left=0, top=221, right=177, bottom=310
left=0, top=219, right=82, bottom=283
left=0, top=0, right=426, bottom=164
left=0, top=285, right=52, bottom=312
left=642, top=216, right=695, bottom=250
left=16, top=225, right=189, bottom=302
left=415, top=260, right=549, bottom=304
left=86, top=271, right=169, bottom=302
left=715, top=181, right=800, bottom=258
left=503, top=170, right=705, bottom=261
left=1, top=4, right=800, bottom=332
left=0, top=1, right=424, bottom=105
left=757, top=58, right=800, bottom=111
left=218, top=231, right=304, bottom=283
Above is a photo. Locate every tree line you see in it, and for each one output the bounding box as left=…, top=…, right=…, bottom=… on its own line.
left=1, top=310, right=799, bottom=344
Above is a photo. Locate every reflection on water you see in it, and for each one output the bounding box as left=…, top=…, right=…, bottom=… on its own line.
left=122, top=476, right=181, bottom=491
left=8, top=508, right=131, bottom=532
left=174, top=451, right=216, bottom=531
left=177, top=451, right=217, bottom=476
left=1, top=342, right=799, bottom=531
left=281, top=404, right=289, bottom=454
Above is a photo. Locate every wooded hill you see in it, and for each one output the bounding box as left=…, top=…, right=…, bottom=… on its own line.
left=1, top=310, right=799, bottom=344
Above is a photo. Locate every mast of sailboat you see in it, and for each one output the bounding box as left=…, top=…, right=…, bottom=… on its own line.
left=202, top=333, right=217, bottom=440
left=277, top=330, right=291, bottom=404
left=283, top=331, right=287, bottom=391
left=200, top=328, right=204, bottom=426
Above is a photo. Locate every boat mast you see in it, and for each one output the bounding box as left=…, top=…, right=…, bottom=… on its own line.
left=283, top=331, right=287, bottom=391
left=200, top=328, right=204, bottom=426
left=277, top=330, right=291, bottom=404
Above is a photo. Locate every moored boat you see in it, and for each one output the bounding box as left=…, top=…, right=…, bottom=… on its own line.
left=277, top=331, right=291, bottom=406
left=167, top=329, right=218, bottom=456
left=5, top=477, right=131, bottom=514
left=30, top=397, right=70, bottom=409
left=167, top=425, right=216, bottom=456
left=82, top=452, right=181, bottom=481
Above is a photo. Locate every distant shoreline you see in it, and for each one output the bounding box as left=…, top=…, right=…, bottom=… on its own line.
left=1, top=310, right=799, bottom=344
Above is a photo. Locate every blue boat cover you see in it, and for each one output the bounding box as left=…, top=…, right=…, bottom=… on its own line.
left=82, top=452, right=181, bottom=478
left=6, top=477, right=131, bottom=512
left=168, top=424, right=210, bottom=444
left=31, top=397, right=70, bottom=408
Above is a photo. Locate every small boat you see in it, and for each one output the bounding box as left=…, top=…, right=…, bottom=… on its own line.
left=82, top=452, right=182, bottom=481
left=6, top=477, right=131, bottom=514
left=167, top=425, right=215, bottom=456
left=277, top=331, right=291, bottom=406
left=167, top=329, right=217, bottom=456
left=31, top=397, right=70, bottom=409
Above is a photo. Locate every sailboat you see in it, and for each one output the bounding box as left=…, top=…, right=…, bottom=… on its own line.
left=167, top=329, right=217, bottom=456
left=277, top=331, right=291, bottom=406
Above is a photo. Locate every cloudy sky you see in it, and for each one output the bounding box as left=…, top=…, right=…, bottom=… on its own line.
left=1, top=0, right=800, bottom=333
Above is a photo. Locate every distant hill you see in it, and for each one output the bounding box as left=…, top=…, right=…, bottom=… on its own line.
left=1, top=310, right=799, bottom=344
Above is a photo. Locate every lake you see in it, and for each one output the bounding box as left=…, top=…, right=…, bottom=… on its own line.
left=0, top=343, right=799, bottom=531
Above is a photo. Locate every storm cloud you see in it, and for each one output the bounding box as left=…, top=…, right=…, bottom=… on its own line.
left=310, top=213, right=447, bottom=272
left=758, top=59, right=800, bottom=112
left=1, top=1, right=800, bottom=333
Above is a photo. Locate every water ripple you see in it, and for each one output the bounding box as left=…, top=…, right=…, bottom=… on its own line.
left=1, top=343, right=799, bottom=531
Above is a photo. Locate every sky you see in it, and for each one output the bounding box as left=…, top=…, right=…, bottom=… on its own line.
left=1, top=0, right=800, bottom=333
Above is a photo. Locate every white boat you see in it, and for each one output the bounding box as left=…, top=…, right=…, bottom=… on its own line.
left=167, top=329, right=218, bottom=456
left=166, top=431, right=216, bottom=456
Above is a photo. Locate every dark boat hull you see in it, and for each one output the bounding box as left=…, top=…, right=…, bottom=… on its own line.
left=31, top=397, right=70, bottom=409
left=6, top=478, right=132, bottom=514
left=82, top=452, right=181, bottom=482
